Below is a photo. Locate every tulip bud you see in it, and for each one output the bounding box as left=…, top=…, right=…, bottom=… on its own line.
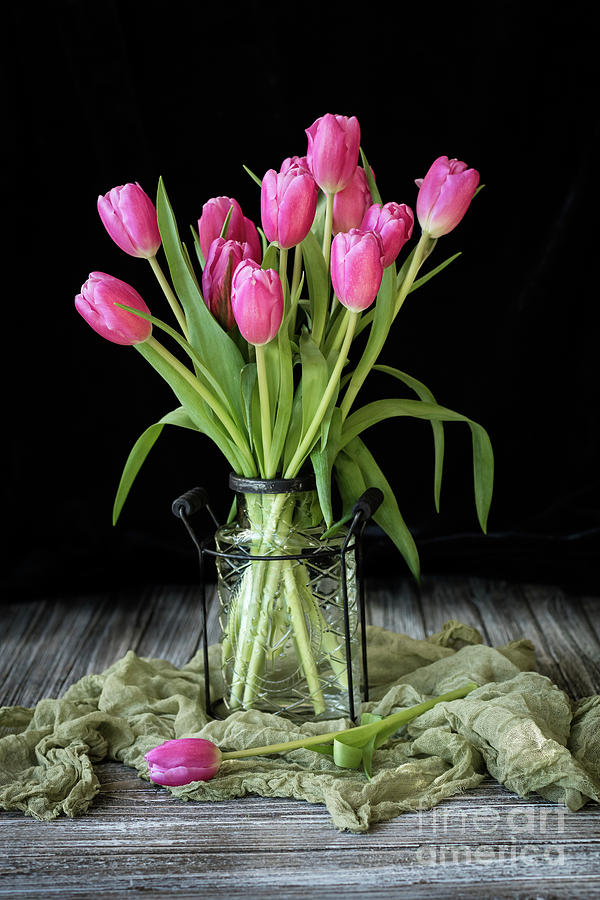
left=261, top=166, right=318, bottom=249
left=243, top=217, right=262, bottom=264
left=97, top=183, right=161, bottom=259
left=361, top=202, right=414, bottom=268
left=305, top=113, right=361, bottom=194
left=332, top=166, right=373, bottom=235
left=330, top=229, right=384, bottom=312
left=416, top=156, right=480, bottom=238
left=145, top=738, right=222, bottom=786
left=231, top=260, right=284, bottom=345
left=198, top=196, right=261, bottom=261
left=280, top=155, right=311, bottom=175
left=75, top=272, right=152, bottom=345
left=202, top=238, right=256, bottom=330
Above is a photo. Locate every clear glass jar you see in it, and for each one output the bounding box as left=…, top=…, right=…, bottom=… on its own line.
left=215, top=474, right=360, bottom=721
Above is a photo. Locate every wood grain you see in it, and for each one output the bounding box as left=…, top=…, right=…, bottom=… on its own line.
left=1, top=578, right=599, bottom=899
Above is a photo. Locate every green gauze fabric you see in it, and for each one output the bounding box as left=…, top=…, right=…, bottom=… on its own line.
left=1, top=621, right=599, bottom=832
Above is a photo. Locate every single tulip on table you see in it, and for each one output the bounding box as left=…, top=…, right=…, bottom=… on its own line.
left=74, top=111, right=493, bottom=723
left=144, top=682, right=479, bottom=784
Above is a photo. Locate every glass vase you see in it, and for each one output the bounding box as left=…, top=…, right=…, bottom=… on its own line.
left=214, top=474, right=361, bottom=721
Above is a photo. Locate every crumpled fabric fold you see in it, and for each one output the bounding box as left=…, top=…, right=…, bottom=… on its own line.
left=1, top=621, right=598, bottom=832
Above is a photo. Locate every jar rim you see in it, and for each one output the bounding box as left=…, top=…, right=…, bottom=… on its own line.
left=229, top=472, right=316, bottom=494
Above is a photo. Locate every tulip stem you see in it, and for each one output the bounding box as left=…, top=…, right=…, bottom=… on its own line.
left=220, top=683, right=478, bottom=760
left=255, top=343, right=273, bottom=478
left=284, top=310, right=358, bottom=477
left=148, top=256, right=190, bottom=341
left=287, top=244, right=303, bottom=333
left=145, top=336, right=256, bottom=476
left=393, top=231, right=431, bottom=320
left=339, top=232, right=432, bottom=423
left=322, top=192, right=334, bottom=270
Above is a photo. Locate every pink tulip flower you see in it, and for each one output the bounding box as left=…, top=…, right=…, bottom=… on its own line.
left=416, top=156, right=480, bottom=238
left=280, top=155, right=311, bottom=175
left=145, top=738, right=222, bottom=786
left=261, top=166, right=318, bottom=249
left=231, top=260, right=284, bottom=345
left=74, top=272, right=152, bottom=345
left=202, top=238, right=256, bottom=330
left=305, top=113, right=361, bottom=194
left=97, top=183, right=161, bottom=259
left=198, top=196, right=262, bottom=262
left=361, top=202, right=414, bottom=268
left=332, top=166, right=373, bottom=235
left=330, top=229, right=384, bottom=312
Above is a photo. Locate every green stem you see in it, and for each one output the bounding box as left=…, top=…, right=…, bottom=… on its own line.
left=279, top=246, right=289, bottom=304
left=287, top=244, right=303, bottom=335
left=284, top=310, right=358, bottom=477
left=339, top=233, right=432, bottom=424
left=255, top=343, right=273, bottom=478
left=322, top=192, right=334, bottom=270
left=148, top=256, right=189, bottom=340
left=393, top=231, right=431, bottom=320
left=146, top=336, right=256, bottom=476
left=221, top=683, right=478, bottom=759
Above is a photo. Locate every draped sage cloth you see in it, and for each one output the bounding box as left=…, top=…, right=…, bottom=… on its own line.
left=1, top=622, right=598, bottom=832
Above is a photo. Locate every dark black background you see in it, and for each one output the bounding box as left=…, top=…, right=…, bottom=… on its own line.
left=3, top=0, right=598, bottom=600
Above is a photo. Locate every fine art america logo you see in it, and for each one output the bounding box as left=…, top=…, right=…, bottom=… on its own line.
left=416, top=803, right=566, bottom=866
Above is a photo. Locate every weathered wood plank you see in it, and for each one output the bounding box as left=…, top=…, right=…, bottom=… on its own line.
left=1, top=579, right=599, bottom=900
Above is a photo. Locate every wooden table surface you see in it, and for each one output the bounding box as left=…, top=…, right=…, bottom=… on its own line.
left=1, top=576, right=599, bottom=899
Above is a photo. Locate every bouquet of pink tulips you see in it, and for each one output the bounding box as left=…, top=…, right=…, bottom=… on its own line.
left=75, top=113, right=493, bottom=718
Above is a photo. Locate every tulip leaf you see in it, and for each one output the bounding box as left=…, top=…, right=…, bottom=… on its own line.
left=112, top=407, right=198, bottom=525
left=301, top=229, right=330, bottom=348
left=310, top=409, right=342, bottom=528
left=156, top=177, right=246, bottom=425
left=243, top=164, right=262, bottom=188
left=299, top=329, right=328, bottom=442
left=340, top=264, right=395, bottom=417
left=135, top=340, right=251, bottom=476
left=409, top=252, right=462, bottom=294
left=270, top=318, right=294, bottom=473
left=240, top=363, right=257, bottom=452
left=335, top=435, right=421, bottom=581
left=373, top=365, right=445, bottom=512
left=359, top=147, right=381, bottom=205
left=332, top=735, right=364, bottom=769
left=341, top=398, right=494, bottom=533
left=219, top=204, right=234, bottom=240
left=261, top=241, right=279, bottom=272
left=116, top=304, right=236, bottom=418
left=190, top=225, right=205, bottom=271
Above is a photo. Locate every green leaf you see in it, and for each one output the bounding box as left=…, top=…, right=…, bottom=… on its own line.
left=332, top=735, right=364, bottom=769
left=135, top=340, right=251, bottom=476
left=262, top=242, right=280, bottom=272
left=342, top=398, right=494, bottom=532
left=359, top=147, right=381, bottom=204
left=338, top=436, right=421, bottom=581
left=270, top=320, right=294, bottom=472
left=301, top=229, right=330, bottom=348
left=190, top=224, right=205, bottom=271
left=299, top=329, right=328, bottom=442
left=311, top=409, right=342, bottom=528
left=243, top=164, right=262, bottom=188
left=340, top=264, right=395, bottom=418
left=116, top=304, right=236, bottom=419
left=373, top=365, right=445, bottom=513
left=409, top=252, right=461, bottom=294
left=112, top=407, right=198, bottom=525
left=156, top=177, right=246, bottom=424
left=240, top=363, right=257, bottom=452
